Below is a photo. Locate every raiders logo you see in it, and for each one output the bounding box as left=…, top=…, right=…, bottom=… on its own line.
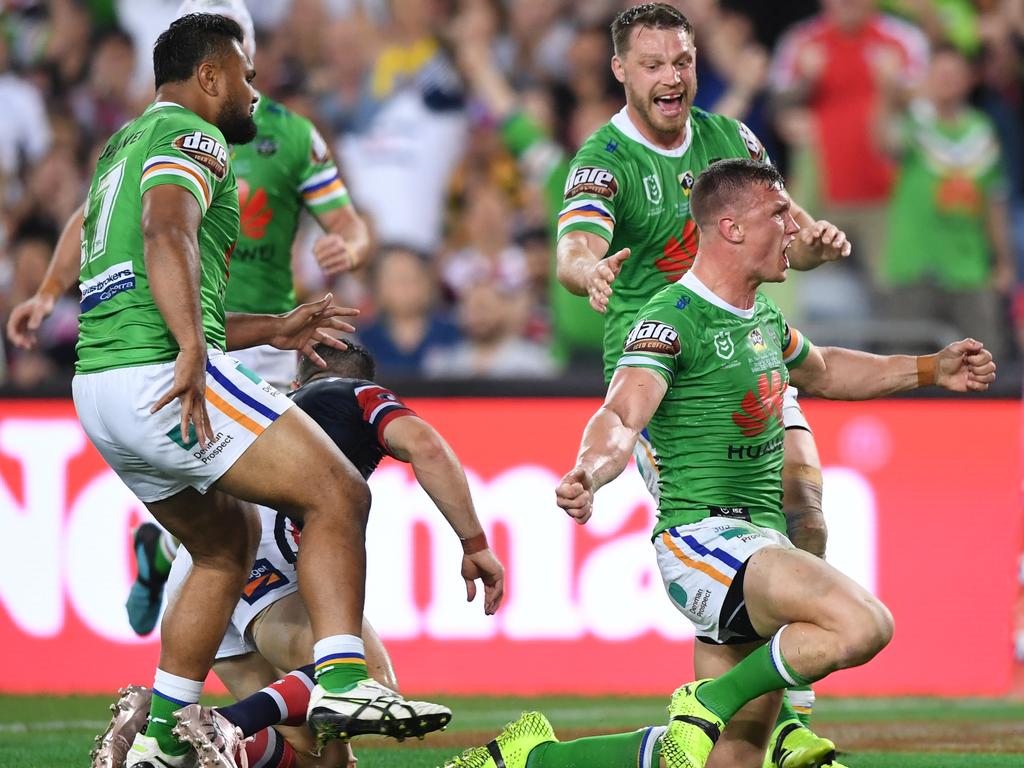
left=173, top=131, right=228, bottom=179
left=624, top=320, right=681, bottom=356
left=565, top=166, right=618, bottom=200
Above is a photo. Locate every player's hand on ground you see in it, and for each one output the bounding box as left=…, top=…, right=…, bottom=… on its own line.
left=313, top=233, right=357, bottom=275
left=556, top=466, right=594, bottom=525
left=798, top=220, right=851, bottom=263
left=151, top=347, right=215, bottom=447
left=934, top=338, right=997, bottom=392
left=6, top=293, right=56, bottom=350
left=462, top=548, right=505, bottom=615
left=270, top=293, right=359, bottom=366
left=588, top=248, right=630, bottom=313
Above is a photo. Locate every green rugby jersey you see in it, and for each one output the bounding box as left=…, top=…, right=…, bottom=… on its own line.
left=558, top=106, right=769, bottom=381
left=619, top=272, right=812, bottom=536
left=76, top=101, right=238, bottom=374
left=226, top=96, right=351, bottom=314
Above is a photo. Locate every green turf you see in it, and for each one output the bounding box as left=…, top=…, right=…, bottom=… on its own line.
left=0, top=695, right=1020, bottom=767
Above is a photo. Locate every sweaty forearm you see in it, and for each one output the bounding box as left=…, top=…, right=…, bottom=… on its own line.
left=556, top=235, right=600, bottom=295
left=144, top=228, right=206, bottom=352
left=409, top=443, right=484, bottom=540
left=803, top=347, right=920, bottom=400
left=224, top=312, right=282, bottom=351
left=577, top=406, right=639, bottom=492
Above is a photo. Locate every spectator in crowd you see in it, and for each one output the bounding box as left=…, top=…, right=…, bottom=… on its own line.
left=770, top=0, right=930, bottom=291
left=425, top=279, right=556, bottom=379
left=69, top=27, right=140, bottom=144
left=1, top=223, right=79, bottom=391
left=334, top=0, right=468, bottom=254
left=358, top=245, right=461, bottom=378
left=876, top=43, right=1014, bottom=360
left=0, top=30, right=52, bottom=217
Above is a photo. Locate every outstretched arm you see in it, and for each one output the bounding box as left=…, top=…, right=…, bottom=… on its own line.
left=790, top=338, right=997, bottom=400
left=384, top=414, right=504, bottom=615
left=556, top=367, right=667, bottom=524
left=6, top=202, right=85, bottom=349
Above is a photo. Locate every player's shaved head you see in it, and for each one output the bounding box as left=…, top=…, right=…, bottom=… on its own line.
left=611, top=3, right=693, bottom=57
left=297, top=343, right=376, bottom=385
left=690, top=159, right=786, bottom=230
left=153, top=13, right=244, bottom=88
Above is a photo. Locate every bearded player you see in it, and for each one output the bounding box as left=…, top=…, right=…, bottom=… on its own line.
left=555, top=6, right=850, bottom=766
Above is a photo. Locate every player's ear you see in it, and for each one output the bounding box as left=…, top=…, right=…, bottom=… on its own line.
left=719, top=215, right=743, bottom=244
left=196, top=58, right=221, bottom=98
left=611, top=55, right=626, bottom=84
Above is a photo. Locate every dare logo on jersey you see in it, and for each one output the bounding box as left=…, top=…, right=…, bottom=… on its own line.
left=624, top=321, right=680, bottom=356
left=738, top=121, right=768, bottom=163
left=565, top=166, right=618, bottom=200
left=310, top=127, right=331, bottom=164
left=173, top=131, right=228, bottom=179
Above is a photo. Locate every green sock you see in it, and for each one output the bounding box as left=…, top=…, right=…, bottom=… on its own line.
left=784, top=685, right=814, bottom=727
left=527, top=728, right=660, bottom=768
left=775, top=697, right=802, bottom=730
left=144, top=691, right=190, bottom=756
left=696, top=634, right=812, bottom=723
left=315, top=657, right=368, bottom=693
left=153, top=533, right=175, bottom=579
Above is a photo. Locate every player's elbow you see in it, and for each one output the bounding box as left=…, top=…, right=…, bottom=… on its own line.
left=402, top=421, right=448, bottom=467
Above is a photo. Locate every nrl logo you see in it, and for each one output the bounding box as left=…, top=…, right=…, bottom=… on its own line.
left=714, top=330, right=734, bottom=360
left=643, top=174, right=662, bottom=205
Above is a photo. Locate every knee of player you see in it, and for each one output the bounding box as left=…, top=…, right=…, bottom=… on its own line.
left=837, top=598, right=894, bottom=668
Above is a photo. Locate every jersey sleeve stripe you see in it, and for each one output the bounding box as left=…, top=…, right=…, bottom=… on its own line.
left=617, top=354, right=673, bottom=373
left=782, top=328, right=808, bottom=365
left=303, top=179, right=348, bottom=205
left=557, top=202, right=614, bottom=238
left=141, top=157, right=211, bottom=211
left=298, top=167, right=341, bottom=192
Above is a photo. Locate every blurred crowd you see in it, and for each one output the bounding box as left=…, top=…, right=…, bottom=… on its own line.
left=1, top=0, right=1023, bottom=392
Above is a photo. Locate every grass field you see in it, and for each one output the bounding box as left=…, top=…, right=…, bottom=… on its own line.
left=1, top=694, right=1022, bottom=767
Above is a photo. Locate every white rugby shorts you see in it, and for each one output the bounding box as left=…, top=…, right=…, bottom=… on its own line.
left=782, top=385, right=809, bottom=432
left=230, top=344, right=298, bottom=392
left=654, top=518, right=792, bottom=643
left=73, top=348, right=293, bottom=502
left=167, top=504, right=300, bottom=659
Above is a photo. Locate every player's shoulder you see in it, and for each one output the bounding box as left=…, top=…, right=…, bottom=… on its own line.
left=289, top=376, right=357, bottom=405
left=636, top=281, right=700, bottom=325
left=571, top=119, right=630, bottom=164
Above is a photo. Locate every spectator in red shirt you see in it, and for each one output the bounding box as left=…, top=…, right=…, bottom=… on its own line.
left=770, top=0, right=929, bottom=289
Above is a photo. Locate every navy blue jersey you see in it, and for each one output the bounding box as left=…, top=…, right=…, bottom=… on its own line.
left=288, top=376, right=414, bottom=479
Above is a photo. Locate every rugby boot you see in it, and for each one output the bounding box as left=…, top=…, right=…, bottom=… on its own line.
left=762, top=721, right=837, bottom=768
left=443, top=711, right=557, bottom=768
left=91, top=685, right=153, bottom=768
left=662, top=680, right=725, bottom=768
left=172, top=704, right=248, bottom=768
left=124, top=733, right=196, bottom=767
left=307, top=678, right=451, bottom=744
left=125, top=523, right=169, bottom=635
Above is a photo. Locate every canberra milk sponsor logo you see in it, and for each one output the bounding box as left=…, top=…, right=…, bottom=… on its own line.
left=79, top=261, right=135, bottom=312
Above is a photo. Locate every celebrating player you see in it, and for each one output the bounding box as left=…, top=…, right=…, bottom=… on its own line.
left=554, top=4, right=849, bottom=762
left=93, top=343, right=504, bottom=768
left=71, top=14, right=446, bottom=768
left=554, top=160, right=995, bottom=768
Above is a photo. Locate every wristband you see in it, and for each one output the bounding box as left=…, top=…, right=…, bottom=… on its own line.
left=916, top=354, right=936, bottom=387
left=460, top=532, right=488, bottom=555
